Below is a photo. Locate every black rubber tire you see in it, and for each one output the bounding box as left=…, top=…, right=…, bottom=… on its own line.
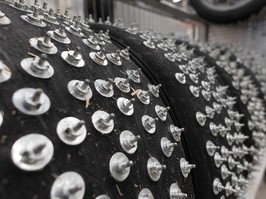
left=90, top=23, right=262, bottom=199
left=190, top=0, right=266, bottom=23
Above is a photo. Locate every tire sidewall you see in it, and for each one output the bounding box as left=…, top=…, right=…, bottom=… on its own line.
left=190, top=0, right=266, bottom=23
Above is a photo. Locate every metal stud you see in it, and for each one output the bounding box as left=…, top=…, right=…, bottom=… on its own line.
left=205, top=106, right=215, bottom=118
left=201, top=81, right=211, bottom=91
left=87, top=14, right=95, bottom=23
left=11, top=133, right=54, bottom=171
left=206, top=140, right=220, bottom=156
left=209, top=122, right=220, bottom=136
left=206, top=68, right=217, bottom=84
left=164, top=52, right=175, bottom=62
left=213, top=178, right=223, bottom=195
left=61, top=47, right=85, bottom=67
left=120, top=47, right=130, bottom=61
left=89, top=50, right=108, bottom=66
left=234, top=122, right=244, bottom=132
left=157, top=40, right=169, bottom=51
left=189, top=85, right=201, bottom=97
left=232, top=145, right=240, bottom=158
left=243, top=160, right=252, bottom=171
left=147, top=157, right=166, bottom=181
left=170, top=183, right=187, bottom=199
left=92, top=110, right=115, bottom=134
left=67, top=79, right=92, bottom=101
left=142, top=115, right=158, bottom=134
left=117, top=97, right=135, bottom=116
left=40, top=2, right=47, bottom=14
left=232, top=81, right=240, bottom=90
left=169, top=125, right=183, bottom=142
left=173, top=52, right=183, bottom=62
left=221, top=146, right=233, bottom=158
left=231, top=175, right=249, bottom=187
left=240, top=95, right=248, bottom=104
left=196, top=111, right=207, bottom=126
left=155, top=105, right=170, bottom=121
left=106, top=50, right=122, bottom=66
left=83, top=34, right=101, bottom=50
left=143, top=38, right=155, bottom=49
left=214, top=152, right=227, bottom=168
left=224, top=98, right=236, bottom=109
left=119, top=130, right=140, bottom=154
left=228, top=156, right=239, bottom=170
left=161, top=137, right=177, bottom=157
left=0, top=61, right=12, bottom=83
left=139, top=29, right=151, bottom=40
left=221, top=129, right=235, bottom=140
left=51, top=26, right=71, bottom=44
left=198, top=61, right=206, bottom=73
left=114, top=77, right=131, bottom=93
left=66, top=21, right=84, bottom=37
left=10, top=0, right=31, bottom=12
left=221, top=165, right=233, bottom=180
left=94, top=79, right=114, bottom=98
left=109, top=152, right=133, bottom=181
left=248, top=120, right=255, bottom=131
left=103, top=30, right=111, bottom=43
left=95, top=195, right=111, bottom=199
left=21, top=54, right=54, bottom=79
left=180, top=158, right=196, bottom=178
left=202, top=90, right=212, bottom=101
left=227, top=110, right=236, bottom=120
left=126, top=68, right=141, bottom=83
left=98, top=17, right=103, bottom=24
left=30, top=32, right=58, bottom=54
left=216, top=85, right=228, bottom=95
left=54, top=8, right=61, bottom=18
left=179, top=65, right=189, bottom=74
left=96, top=30, right=106, bottom=45
left=82, top=19, right=93, bottom=33
left=56, top=117, right=87, bottom=145
left=138, top=188, right=154, bottom=199
left=235, top=112, right=244, bottom=121
left=21, top=7, right=46, bottom=27
left=137, top=90, right=150, bottom=105
left=12, top=88, right=51, bottom=115
left=61, top=10, right=70, bottom=22
left=31, top=0, right=40, bottom=10
left=253, top=131, right=265, bottom=140
left=224, top=182, right=237, bottom=197
left=242, top=145, right=256, bottom=155
left=213, top=102, right=223, bottom=114
left=125, top=23, right=139, bottom=34
left=175, top=73, right=186, bottom=84
left=148, top=84, right=161, bottom=97
left=187, top=60, right=198, bottom=74
left=50, top=171, right=85, bottom=199
left=0, top=10, right=11, bottom=25
left=236, top=164, right=248, bottom=173
left=224, top=117, right=234, bottom=128
left=189, top=73, right=199, bottom=84
left=43, top=9, right=59, bottom=25
left=213, top=91, right=222, bottom=103
left=234, top=185, right=245, bottom=197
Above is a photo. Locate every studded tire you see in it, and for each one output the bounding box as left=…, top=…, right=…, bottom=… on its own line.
left=0, top=1, right=265, bottom=199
